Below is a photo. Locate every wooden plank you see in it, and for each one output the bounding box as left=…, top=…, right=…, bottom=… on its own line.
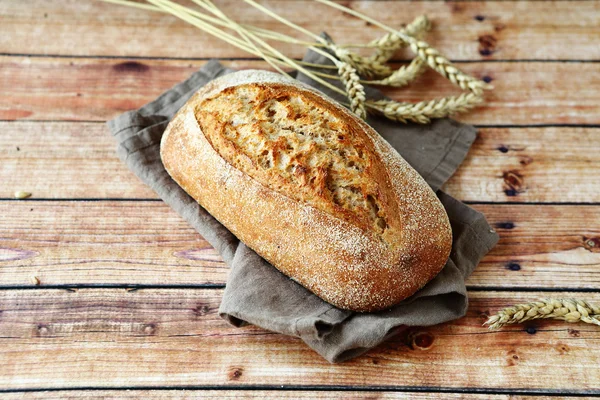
left=1, top=1, right=599, bottom=60
left=3, top=122, right=600, bottom=202
left=0, top=201, right=228, bottom=286
left=0, top=391, right=587, bottom=399
left=444, top=127, right=600, bottom=203
left=1, top=122, right=156, bottom=199
left=1, top=201, right=599, bottom=289
left=0, top=289, right=599, bottom=391
left=2, top=56, right=600, bottom=125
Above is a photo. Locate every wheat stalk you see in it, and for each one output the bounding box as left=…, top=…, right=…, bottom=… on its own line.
left=369, top=15, right=431, bottom=64
left=363, top=58, right=426, bottom=88
left=484, top=299, right=600, bottom=330
left=338, top=62, right=367, bottom=119
left=368, top=93, right=483, bottom=124
left=103, top=0, right=491, bottom=124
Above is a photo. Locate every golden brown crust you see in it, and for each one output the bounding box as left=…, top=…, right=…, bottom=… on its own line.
left=196, top=83, right=393, bottom=238
left=161, top=70, right=452, bottom=312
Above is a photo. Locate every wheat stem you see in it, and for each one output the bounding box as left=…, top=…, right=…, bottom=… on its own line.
left=484, top=299, right=600, bottom=330
left=102, top=0, right=330, bottom=48
left=242, top=0, right=325, bottom=43
left=103, top=0, right=490, bottom=124
left=190, top=0, right=289, bottom=76
left=145, top=0, right=347, bottom=96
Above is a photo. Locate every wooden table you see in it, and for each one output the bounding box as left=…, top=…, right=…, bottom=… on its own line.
left=1, top=0, right=600, bottom=398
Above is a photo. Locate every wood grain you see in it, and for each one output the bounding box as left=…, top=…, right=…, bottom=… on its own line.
left=1, top=201, right=598, bottom=289
left=3, top=122, right=599, bottom=202
left=1, top=391, right=588, bottom=400
left=1, top=121, right=156, bottom=199
left=444, top=127, right=600, bottom=203
left=1, top=1, right=599, bottom=61
left=0, top=289, right=599, bottom=391
left=2, top=56, right=600, bottom=124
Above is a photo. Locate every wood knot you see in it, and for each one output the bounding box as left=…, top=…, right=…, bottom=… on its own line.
left=228, top=367, right=243, bottom=381
left=506, top=349, right=520, bottom=366
left=449, top=3, right=463, bottom=12
left=192, top=304, right=212, bottom=317
left=143, top=323, right=156, bottom=335
left=495, top=222, right=515, bottom=230
left=503, top=169, right=526, bottom=197
left=525, top=326, right=537, bottom=335
left=557, top=343, right=569, bottom=355
left=112, top=61, right=150, bottom=73
left=36, top=324, right=50, bottom=337
left=410, top=331, right=435, bottom=350
left=584, top=237, right=600, bottom=252
left=478, top=34, right=497, bottom=56
left=568, top=328, right=580, bottom=337
left=474, top=15, right=486, bottom=22
left=505, top=262, right=521, bottom=271
left=519, top=156, right=533, bottom=166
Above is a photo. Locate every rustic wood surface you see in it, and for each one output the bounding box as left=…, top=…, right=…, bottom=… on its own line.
left=1, top=0, right=599, bottom=397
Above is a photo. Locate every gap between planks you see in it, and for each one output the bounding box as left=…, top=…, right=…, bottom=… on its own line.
left=0, top=388, right=598, bottom=399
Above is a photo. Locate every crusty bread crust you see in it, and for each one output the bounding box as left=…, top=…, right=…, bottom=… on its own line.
left=161, top=70, right=452, bottom=312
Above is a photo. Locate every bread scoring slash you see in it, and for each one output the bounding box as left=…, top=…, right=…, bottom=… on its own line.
left=161, top=70, right=452, bottom=312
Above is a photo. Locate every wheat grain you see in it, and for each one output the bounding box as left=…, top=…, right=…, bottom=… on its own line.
left=332, top=46, right=392, bottom=79
left=364, top=58, right=426, bottom=88
left=369, top=15, right=431, bottom=64
left=406, top=38, right=489, bottom=95
left=484, top=298, right=600, bottom=330
left=14, top=191, right=32, bottom=199
left=368, top=93, right=482, bottom=124
left=338, top=62, right=367, bottom=120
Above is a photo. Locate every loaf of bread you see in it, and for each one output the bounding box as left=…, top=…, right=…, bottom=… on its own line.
left=161, top=70, right=452, bottom=312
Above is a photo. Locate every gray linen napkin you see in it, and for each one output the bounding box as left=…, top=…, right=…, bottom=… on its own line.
left=108, top=55, right=498, bottom=363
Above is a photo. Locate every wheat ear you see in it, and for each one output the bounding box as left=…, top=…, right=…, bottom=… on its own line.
left=406, top=38, right=490, bottom=95
left=363, top=58, right=426, bottom=88
left=484, top=299, right=600, bottom=330
left=338, top=62, right=367, bottom=120
left=331, top=46, right=392, bottom=79
left=369, top=15, right=431, bottom=64
left=368, top=93, right=482, bottom=124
